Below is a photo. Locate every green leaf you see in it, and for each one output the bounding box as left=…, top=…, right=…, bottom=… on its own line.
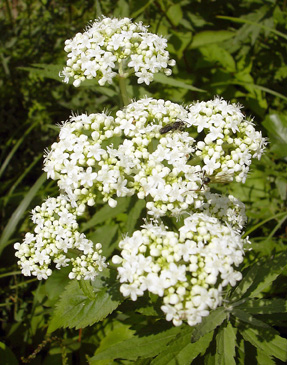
left=151, top=328, right=213, bottom=365
left=191, top=307, right=227, bottom=342
left=126, top=198, right=146, bottom=234
left=232, top=309, right=270, bottom=328
left=88, top=224, right=118, bottom=258
left=0, top=173, right=47, bottom=255
left=237, top=299, right=287, bottom=314
left=199, top=44, right=236, bottom=72
left=230, top=252, right=287, bottom=301
left=217, top=15, right=287, bottom=41
left=130, top=0, right=154, bottom=18
left=18, top=63, right=62, bottom=81
left=190, top=30, right=235, bottom=49
left=241, top=326, right=287, bottom=362
left=166, top=4, right=183, bottom=27
left=153, top=73, right=205, bottom=92
left=89, top=323, right=184, bottom=362
left=44, top=267, right=71, bottom=306
left=0, top=342, right=18, bottom=365
left=92, top=320, right=136, bottom=361
left=215, top=323, right=236, bottom=365
left=210, top=81, right=287, bottom=102
left=48, top=268, right=122, bottom=332
left=81, top=197, right=130, bottom=232
left=256, top=349, right=276, bottom=365
left=262, top=114, right=287, bottom=157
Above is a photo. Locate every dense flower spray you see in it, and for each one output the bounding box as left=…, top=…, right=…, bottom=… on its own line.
left=43, top=97, right=266, bottom=218
left=112, top=214, right=249, bottom=326
left=61, top=17, right=175, bottom=87
left=14, top=196, right=107, bottom=280
left=15, top=16, right=267, bottom=328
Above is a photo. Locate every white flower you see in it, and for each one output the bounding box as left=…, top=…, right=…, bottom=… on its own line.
left=113, top=215, right=248, bottom=327
left=14, top=196, right=107, bottom=281
left=61, top=17, right=175, bottom=87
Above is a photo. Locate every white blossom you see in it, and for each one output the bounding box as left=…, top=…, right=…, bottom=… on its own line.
left=113, top=215, right=249, bottom=327
left=61, top=17, right=175, bottom=87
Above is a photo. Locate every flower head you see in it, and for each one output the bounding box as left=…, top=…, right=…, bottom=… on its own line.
left=113, top=214, right=248, bottom=326
left=61, top=17, right=175, bottom=87
left=14, top=196, right=107, bottom=280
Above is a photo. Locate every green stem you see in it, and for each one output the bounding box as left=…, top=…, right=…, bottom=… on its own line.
left=118, top=61, right=130, bottom=106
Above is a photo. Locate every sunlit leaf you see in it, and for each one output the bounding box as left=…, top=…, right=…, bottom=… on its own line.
left=241, top=326, right=287, bottom=362
left=232, top=309, right=270, bottom=328
left=230, top=252, right=287, bottom=301
left=48, top=268, right=122, bottom=332
left=190, top=30, right=235, bottom=49
left=89, top=323, right=184, bottom=362
left=215, top=323, right=236, bottom=365
left=237, top=299, right=287, bottom=314
left=191, top=307, right=227, bottom=342
left=151, top=328, right=213, bottom=365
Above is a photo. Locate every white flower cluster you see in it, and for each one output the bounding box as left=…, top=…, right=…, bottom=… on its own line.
left=14, top=196, right=107, bottom=280
left=61, top=17, right=175, bottom=87
left=113, top=98, right=204, bottom=217
left=199, top=192, right=247, bottom=232
left=187, top=97, right=267, bottom=183
left=112, top=214, right=248, bottom=326
left=43, top=98, right=266, bottom=219
left=43, top=112, right=126, bottom=209
left=43, top=99, right=202, bottom=217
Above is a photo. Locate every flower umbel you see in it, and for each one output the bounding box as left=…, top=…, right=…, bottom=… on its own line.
left=113, top=214, right=248, bottom=326
left=14, top=196, right=107, bottom=280
left=61, top=17, right=175, bottom=87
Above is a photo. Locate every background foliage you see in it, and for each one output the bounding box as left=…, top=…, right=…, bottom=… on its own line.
left=1, top=0, right=287, bottom=363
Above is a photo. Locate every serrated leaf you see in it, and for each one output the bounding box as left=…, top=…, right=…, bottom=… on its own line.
left=238, top=299, right=287, bottom=314
left=191, top=307, right=227, bottom=342
left=256, top=349, right=275, bottom=365
left=230, top=252, right=287, bottom=301
left=79, top=280, right=96, bottom=299
left=89, top=323, right=184, bottom=362
left=237, top=336, right=245, bottom=365
left=215, top=323, right=236, bottom=365
left=190, top=30, right=234, bottom=49
left=48, top=268, right=122, bottom=332
left=232, top=309, right=270, bottom=328
left=241, top=326, right=287, bottom=362
left=92, top=320, right=135, bottom=362
left=151, top=327, right=212, bottom=365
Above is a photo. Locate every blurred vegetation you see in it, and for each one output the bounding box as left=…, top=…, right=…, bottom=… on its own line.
left=1, top=0, right=287, bottom=363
